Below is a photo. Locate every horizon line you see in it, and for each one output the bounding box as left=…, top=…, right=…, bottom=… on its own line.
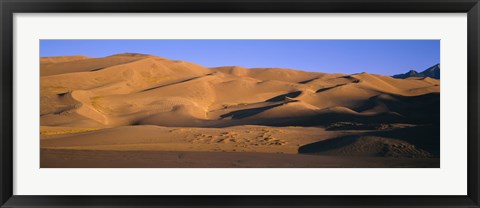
left=40, top=52, right=440, bottom=77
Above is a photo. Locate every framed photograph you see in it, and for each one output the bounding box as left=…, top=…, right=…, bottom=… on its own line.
left=1, top=0, right=479, bottom=207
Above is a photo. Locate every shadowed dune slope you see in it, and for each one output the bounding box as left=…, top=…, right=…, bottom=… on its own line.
left=299, top=135, right=432, bottom=158
left=299, top=124, right=439, bottom=158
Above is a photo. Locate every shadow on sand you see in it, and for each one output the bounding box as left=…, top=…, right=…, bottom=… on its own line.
left=298, top=125, right=440, bottom=157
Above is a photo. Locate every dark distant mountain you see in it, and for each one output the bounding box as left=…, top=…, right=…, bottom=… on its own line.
left=420, top=64, right=440, bottom=79
left=393, top=70, right=423, bottom=79
left=392, top=64, right=440, bottom=79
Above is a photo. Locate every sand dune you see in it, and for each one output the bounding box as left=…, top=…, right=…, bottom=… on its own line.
left=40, top=53, right=440, bottom=168
left=299, top=135, right=432, bottom=158
left=40, top=55, right=90, bottom=64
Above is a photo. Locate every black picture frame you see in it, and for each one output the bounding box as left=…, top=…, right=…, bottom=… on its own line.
left=1, top=0, right=479, bottom=207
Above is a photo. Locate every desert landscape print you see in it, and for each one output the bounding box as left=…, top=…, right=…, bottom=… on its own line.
left=40, top=40, right=440, bottom=168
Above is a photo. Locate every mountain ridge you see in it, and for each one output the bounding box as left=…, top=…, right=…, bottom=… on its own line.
left=392, top=64, right=440, bottom=79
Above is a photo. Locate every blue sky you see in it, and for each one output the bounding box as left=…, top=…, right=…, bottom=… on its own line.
left=40, top=40, right=439, bottom=75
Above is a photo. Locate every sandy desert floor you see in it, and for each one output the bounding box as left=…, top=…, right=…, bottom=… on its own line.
left=40, top=53, right=440, bottom=168
left=41, top=125, right=439, bottom=168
